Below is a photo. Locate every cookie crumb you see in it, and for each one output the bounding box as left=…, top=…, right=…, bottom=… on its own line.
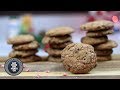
left=23, top=64, right=27, bottom=68
left=36, top=74, right=41, bottom=78
left=25, top=68, right=30, bottom=72
left=0, top=64, right=4, bottom=68
left=63, top=73, right=68, bottom=76
left=46, top=70, right=50, bottom=73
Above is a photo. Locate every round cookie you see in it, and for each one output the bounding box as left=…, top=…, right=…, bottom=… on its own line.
left=0, top=57, right=9, bottom=62
left=61, top=43, right=97, bottom=74
left=80, top=20, right=114, bottom=31
left=49, top=36, right=72, bottom=44
left=42, top=36, right=51, bottom=44
left=50, top=41, right=73, bottom=49
left=95, top=49, right=113, bottom=56
left=97, top=55, right=112, bottom=61
left=81, top=36, right=108, bottom=45
left=48, top=56, right=63, bottom=62
left=7, top=35, right=35, bottom=45
left=86, top=29, right=114, bottom=37
left=13, top=41, right=40, bottom=50
left=19, top=55, right=42, bottom=63
left=9, top=50, right=38, bottom=58
left=94, top=40, right=118, bottom=50
left=42, top=35, right=72, bottom=44
left=46, top=48, right=62, bottom=56
left=46, top=27, right=74, bottom=36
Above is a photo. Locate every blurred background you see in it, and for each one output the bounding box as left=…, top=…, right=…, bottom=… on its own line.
left=0, top=11, right=120, bottom=56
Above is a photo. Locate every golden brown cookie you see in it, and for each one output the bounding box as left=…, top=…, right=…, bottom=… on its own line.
left=13, top=41, right=40, bottom=50
left=94, top=40, right=118, bottom=50
left=61, top=43, right=97, bottom=74
left=9, top=50, right=38, bottom=58
left=19, top=55, right=42, bottom=63
left=86, top=29, right=114, bottom=37
left=80, top=20, right=114, bottom=31
left=48, top=56, right=63, bottom=62
left=7, top=35, right=35, bottom=45
left=97, top=55, right=112, bottom=61
left=42, top=36, right=51, bottom=44
left=50, top=41, right=73, bottom=49
left=0, top=57, right=9, bottom=62
left=95, top=49, right=113, bottom=56
left=42, top=35, right=72, bottom=44
left=81, top=36, right=108, bottom=45
left=46, top=48, right=62, bottom=56
left=46, top=27, right=74, bottom=36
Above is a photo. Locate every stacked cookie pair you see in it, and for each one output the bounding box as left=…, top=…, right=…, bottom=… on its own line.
left=42, top=27, right=74, bottom=62
left=7, top=35, right=41, bottom=63
left=80, top=20, right=118, bottom=61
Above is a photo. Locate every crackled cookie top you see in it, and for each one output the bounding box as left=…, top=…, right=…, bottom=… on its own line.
left=80, top=20, right=114, bottom=31
left=13, top=41, right=40, bottom=50
left=61, top=43, right=97, bottom=74
left=7, top=35, right=35, bottom=45
left=46, top=27, right=74, bottom=36
left=81, top=36, right=108, bottom=45
left=86, top=29, right=114, bottom=37
left=94, top=40, right=118, bottom=50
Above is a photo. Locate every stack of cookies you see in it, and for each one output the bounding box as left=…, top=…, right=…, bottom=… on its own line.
left=80, top=20, right=118, bottom=61
left=7, top=35, right=41, bottom=63
left=42, top=27, right=74, bottom=62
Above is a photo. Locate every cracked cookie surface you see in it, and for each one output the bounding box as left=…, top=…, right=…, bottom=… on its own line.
left=61, top=43, right=97, bottom=74
left=13, top=41, right=40, bottom=50
left=81, top=36, right=108, bottom=45
left=80, top=20, right=114, bottom=31
left=46, top=27, right=74, bottom=36
left=7, top=35, right=35, bottom=45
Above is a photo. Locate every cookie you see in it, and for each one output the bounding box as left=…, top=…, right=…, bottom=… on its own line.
left=86, top=29, right=114, bottom=37
left=97, top=55, right=112, bottom=61
left=0, top=57, right=9, bottom=62
left=9, top=50, right=38, bottom=58
left=19, top=55, right=42, bottom=63
left=7, top=35, right=35, bottom=45
left=61, top=43, right=97, bottom=74
left=42, top=35, right=72, bottom=44
left=46, top=27, right=74, bottom=36
left=95, top=49, right=113, bottom=56
left=42, top=36, right=51, bottom=44
left=46, top=48, right=62, bottom=56
left=81, top=36, right=108, bottom=45
left=50, top=41, right=73, bottom=49
left=48, top=56, right=63, bottom=62
left=94, top=40, right=118, bottom=50
left=80, top=20, right=114, bottom=31
left=13, top=41, right=40, bottom=50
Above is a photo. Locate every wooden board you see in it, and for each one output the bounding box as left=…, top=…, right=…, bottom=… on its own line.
left=0, top=55, right=120, bottom=79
